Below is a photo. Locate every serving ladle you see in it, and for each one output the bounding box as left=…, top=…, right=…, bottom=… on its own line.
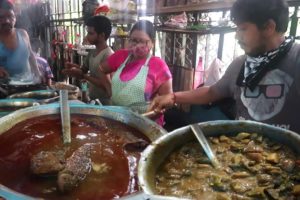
left=190, top=124, right=221, bottom=168
left=59, top=90, right=71, bottom=144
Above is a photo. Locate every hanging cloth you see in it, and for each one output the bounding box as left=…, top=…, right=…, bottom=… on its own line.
left=111, top=54, right=151, bottom=113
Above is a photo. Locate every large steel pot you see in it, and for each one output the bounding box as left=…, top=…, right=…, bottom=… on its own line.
left=0, top=103, right=167, bottom=200
left=138, top=120, right=300, bottom=196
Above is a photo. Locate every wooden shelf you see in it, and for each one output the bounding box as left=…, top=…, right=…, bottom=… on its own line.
left=288, top=0, right=300, bottom=6
left=146, top=0, right=300, bottom=15
left=156, top=26, right=236, bottom=34
left=148, top=0, right=234, bottom=15
left=110, top=35, right=129, bottom=38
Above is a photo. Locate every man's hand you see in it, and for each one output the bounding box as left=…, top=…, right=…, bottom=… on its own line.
left=148, top=93, right=175, bottom=113
left=0, top=67, right=9, bottom=78
left=62, top=67, right=84, bottom=79
left=65, top=62, right=80, bottom=69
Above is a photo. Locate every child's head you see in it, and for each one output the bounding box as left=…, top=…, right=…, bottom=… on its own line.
left=85, top=15, right=112, bottom=44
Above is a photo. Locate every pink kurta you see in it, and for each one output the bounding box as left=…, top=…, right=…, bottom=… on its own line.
left=107, top=49, right=172, bottom=101
left=107, top=49, right=172, bottom=126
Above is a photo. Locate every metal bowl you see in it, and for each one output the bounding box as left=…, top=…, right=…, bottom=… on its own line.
left=0, top=98, right=40, bottom=117
left=0, top=103, right=167, bottom=199
left=6, top=90, right=58, bottom=99
left=138, top=120, right=300, bottom=195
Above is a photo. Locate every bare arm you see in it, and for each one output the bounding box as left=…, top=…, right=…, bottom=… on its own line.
left=63, top=53, right=113, bottom=95
left=83, top=71, right=112, bottom=97
left=157, top=79, right=173, bottom=95
left=99, top=59, right=114, bottom=74
left=149, top=86, right=223, bottom=111
left=82, top=59, right=114, bottom=94
left=20, top=29, right=43, bottom=83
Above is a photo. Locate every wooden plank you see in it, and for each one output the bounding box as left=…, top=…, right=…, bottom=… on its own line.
left=156, top=27, right=236, bottom=35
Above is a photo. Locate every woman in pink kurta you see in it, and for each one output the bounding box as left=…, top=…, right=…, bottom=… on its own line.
left=96, top=20, right=173, bottom=126
left=107, top=49, right=172, bottom=102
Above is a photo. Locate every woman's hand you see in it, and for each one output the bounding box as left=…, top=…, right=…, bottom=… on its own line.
left=149, top=93, right=176, bottom=113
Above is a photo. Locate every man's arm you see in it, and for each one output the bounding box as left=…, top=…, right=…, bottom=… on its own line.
left=83, top=72, right=112, bottom=97
left=149, top=56, right=243, bottom=112
left=149, top=86, right=222, bottom=111
left=20, top=29, right=44, bottom=84
left=82, top=57, right=114, bottom=97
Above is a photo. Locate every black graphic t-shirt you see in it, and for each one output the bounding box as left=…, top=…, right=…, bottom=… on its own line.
left=212, top=43, right=300, bottom=133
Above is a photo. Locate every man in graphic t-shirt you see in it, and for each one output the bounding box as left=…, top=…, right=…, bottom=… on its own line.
left=150, top=0, right=300, bottom=133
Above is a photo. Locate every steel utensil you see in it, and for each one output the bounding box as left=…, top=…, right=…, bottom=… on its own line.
left=38, top=96, right=60, bottom=104
left=0, top=184, right=38, bottom=200
left=139, top=121, right=300, bottom=196
left=190, top=123, right=220, bottom=168
left=59, top=90, right=71, bottom=144
left=119, top=191, right=190, bottom=200
left=141, top=110, right=157, bottom=118
left=7, top=90, right=58, bottom=99
left=0, top=104, right=167, bottom=199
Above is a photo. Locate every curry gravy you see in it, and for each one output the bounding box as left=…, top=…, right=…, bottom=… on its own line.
left=156, top=132, right=300, bottom=199
left=0, top=114, right=149, bottom=200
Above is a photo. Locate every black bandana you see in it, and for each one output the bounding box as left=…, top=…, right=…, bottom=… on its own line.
left=236, top=36, right=294, bottom=90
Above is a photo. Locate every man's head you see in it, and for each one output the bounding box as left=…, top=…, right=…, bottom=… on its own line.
left=231, top=0, right=289, bottom=56
left=0, top=0, right=15, bottom=33
left=85, top=15, right=112, bottom=45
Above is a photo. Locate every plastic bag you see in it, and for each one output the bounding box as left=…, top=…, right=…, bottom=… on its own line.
left=106, top=0, right=137, bottom=23
left=164, top=12, right=188, bottom=29
left=204, top=58, right=225, bottom=86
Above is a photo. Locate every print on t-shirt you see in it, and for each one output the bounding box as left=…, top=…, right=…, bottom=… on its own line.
left=240, top=69, right=293, bottom=121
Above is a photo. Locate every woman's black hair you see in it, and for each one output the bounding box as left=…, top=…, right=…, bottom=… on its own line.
left=231, top=0, right=289, bottom=33
left=130, top=20, right=155, bottom=41
left=85, top=15, right=112, bottom=40
left=0, top=0, right=14, bottom=10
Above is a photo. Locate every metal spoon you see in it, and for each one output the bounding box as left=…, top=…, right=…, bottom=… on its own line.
left=59, top=90, right=71, bottom=144
left=190, top=124, right=220, bottom=168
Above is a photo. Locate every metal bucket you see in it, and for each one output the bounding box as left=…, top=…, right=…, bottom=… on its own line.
left=138, top=120, right=300, bottom=196
left=0, top=103, right=167, bottom=199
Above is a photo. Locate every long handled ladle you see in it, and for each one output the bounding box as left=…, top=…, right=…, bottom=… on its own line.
left=59, top=90, right=71, bottom=144
left=190, top=124, right=220, bottom=168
